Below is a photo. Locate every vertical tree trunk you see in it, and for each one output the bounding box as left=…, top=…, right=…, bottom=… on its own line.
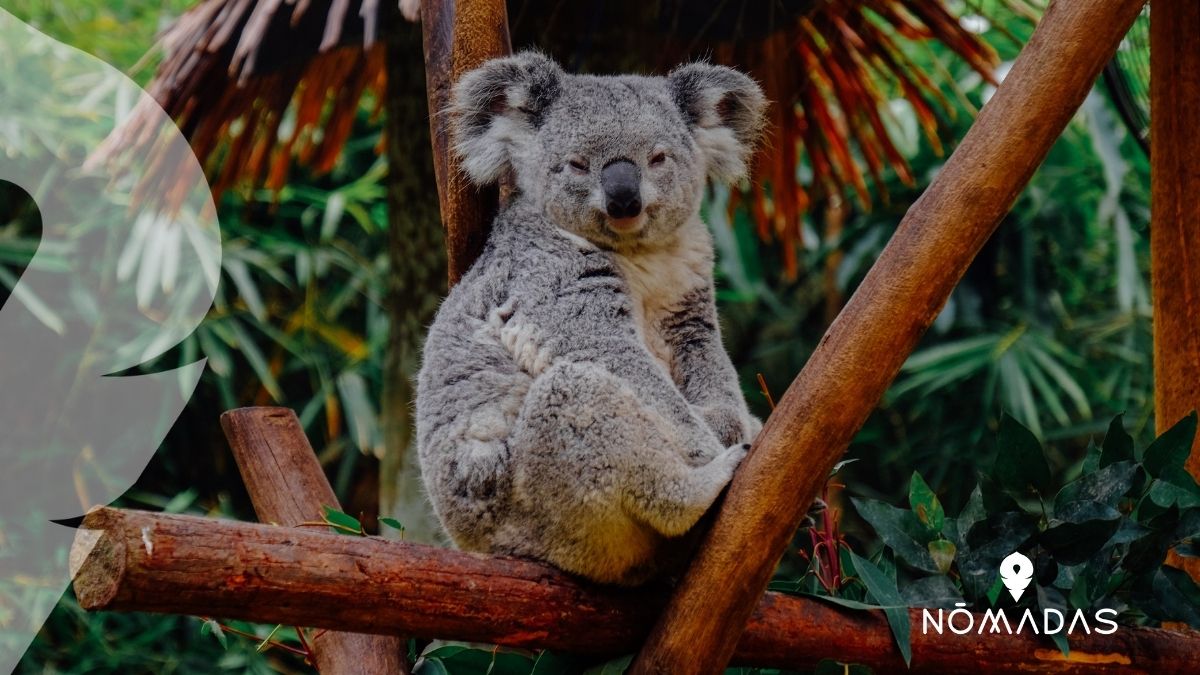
left=1151, top=0, right=1200, bottom=581
left=380, top=3, right=447, bottom=544
left=629, top=2, right=1149, bottom=673
left=421, top=0, right=512, bottom=285
left=1151, top=1, right=1200, bottom=471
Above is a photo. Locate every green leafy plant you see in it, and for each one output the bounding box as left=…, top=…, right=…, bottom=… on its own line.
left=824, top=412, right=1200, bottom=662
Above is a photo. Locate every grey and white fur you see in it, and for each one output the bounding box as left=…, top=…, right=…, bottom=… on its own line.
left=416, top=52, right=767, bottom=586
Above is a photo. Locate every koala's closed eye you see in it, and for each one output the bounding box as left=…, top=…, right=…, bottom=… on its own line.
left=567, top=156, right=590, bottom=175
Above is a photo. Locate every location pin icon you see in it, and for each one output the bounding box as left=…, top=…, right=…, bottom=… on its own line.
left=999, top=551, right=1035, bottom=601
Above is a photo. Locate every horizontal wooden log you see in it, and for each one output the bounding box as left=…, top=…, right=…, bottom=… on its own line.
left=70, top=508, right=1200, bottom=673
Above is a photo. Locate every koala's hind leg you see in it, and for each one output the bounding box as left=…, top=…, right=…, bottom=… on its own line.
left=512, top=361, right=748, bottom=540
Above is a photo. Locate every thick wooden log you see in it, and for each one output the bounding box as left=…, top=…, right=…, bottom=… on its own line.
left=1151, top=3, right=1200, bottom=469
left=629, top=1, right=1150, bottom=673
left=421, top=0, right=511, bottom=286
left=1151, top=0, right=1200, bottom=582
left=220, top=408, right=405, bottom=674
left=69, top=508, right=1200, bottom=674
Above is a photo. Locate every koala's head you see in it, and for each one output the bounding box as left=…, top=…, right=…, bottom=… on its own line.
left=450, top=51, right=766, bottom=249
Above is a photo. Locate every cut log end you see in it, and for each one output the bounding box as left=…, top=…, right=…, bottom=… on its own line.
left=70, top=508, right=127, bottom=611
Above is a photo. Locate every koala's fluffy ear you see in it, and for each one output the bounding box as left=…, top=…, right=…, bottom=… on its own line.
left=450, top=51, right=565, bottom=185
left=668, top=63, right=767, bottom=183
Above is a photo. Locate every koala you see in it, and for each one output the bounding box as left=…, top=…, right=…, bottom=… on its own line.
left=415, top=51, right=766, bottom=586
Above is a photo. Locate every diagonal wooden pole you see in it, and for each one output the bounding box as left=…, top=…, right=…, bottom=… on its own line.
left=630, top=1, right=1149, bottom=672
left=221, top=408, right=406, bottom=675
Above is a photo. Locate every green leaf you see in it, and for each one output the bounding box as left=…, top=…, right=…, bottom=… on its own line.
left=322, top=505, right=364, bottom=535
left=1099, top=414, right=1134, bottom=468
left=530, top=651, right=581, bottom=675
left=1143, top=412, right=1198, bottom=478
left=1176, top=509, right=1200, bottom=542
left=337, top=371, right=382, bottom=457
left=831, top=458, right=860, bottom=476
left=901, top=574, right=963, bottom=608
left=1161, top=466, right=1200, bottom=499
left=985, top=575, right=1004, bottom=607
left=1040, top=501, right=1122, bottom=566
left=953, top=486, right=986, bottom=549
left=927, top=539, right=956, bottom=575
left=804, top=593, right=890, bottom=612
left=1036, top=585, right=1070, bottom=657
left=1124, top=506, right=1180, bottom=573
left=200, top=619, right=228, bottom=650
left=413, top=658, right=451, bottom=675
left=994, top=413, right=1053, bottom=497
left=582, top=655, right=633, bottom=675
left=379, top=517, right=406, bottom=533
left=1053, top=460, right=1137, bottom=512
left=848, top=551, right=912, bottom=666
left=851, top=497, right=939, bottom=572
left=1149, top=567, right=1200, bottom=628
left=909, top=472, right=945, bottom=535
left=1147, top=479, right=1200, bottom=510
left=417, top=643, right=535, bottom=675
left=1081, top=439, right=1101, bottom=474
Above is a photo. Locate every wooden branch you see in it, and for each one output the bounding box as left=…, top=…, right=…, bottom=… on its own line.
left=220, top=408, right=405, bottom=675
left=1151, top=2, right=1200, bottom=469
left=69, top=508, right=1200, bottom=674
left=1151, top=0, right=1200, bottom=582
left=421, top=0, right=511, bottom=286
left=630, top=2, right=1150, bottom=673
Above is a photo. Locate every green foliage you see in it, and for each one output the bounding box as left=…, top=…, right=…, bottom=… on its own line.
left=831, top=414, right=1200, bottom=661
left=1, top=0, right=193, bottom=81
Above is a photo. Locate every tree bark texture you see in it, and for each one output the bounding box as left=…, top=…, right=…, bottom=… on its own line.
left=1151, top=1, right=1200, bottom=473
left=420, top=0, right=512, bottom=286
left=69, top=507, right=1200, bottom=674
left=629, top=1, right=1150, bottom=673
left=1150, top=0, right=1200, bottom=581
left=380, top=1, right=447, bottom=546
left=220, top=408, right=405, bottom=675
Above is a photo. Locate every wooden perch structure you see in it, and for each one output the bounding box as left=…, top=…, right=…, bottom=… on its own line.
left=219, top=408, right=405, bottom=674
left=421, top=0, right=511, bottom=285
left=65, top=1, right=1200, bottom=673
left=69, top=507, right=1200, bottom=674
left=1152, top=0, right=1200, bottom=583
left=630, top=1, right=1151, bottom=672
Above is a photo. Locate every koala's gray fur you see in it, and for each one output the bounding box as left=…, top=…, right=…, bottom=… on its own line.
left=416, top=51, right=766, bottom=585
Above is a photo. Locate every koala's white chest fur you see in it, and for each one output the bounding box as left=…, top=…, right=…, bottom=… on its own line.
left=612, top=219, right=714, bottom=372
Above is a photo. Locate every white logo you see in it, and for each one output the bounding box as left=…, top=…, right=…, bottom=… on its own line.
left=921, top=550, right=1120, bottom=637
left=999, top=551, right=1034, bottom=601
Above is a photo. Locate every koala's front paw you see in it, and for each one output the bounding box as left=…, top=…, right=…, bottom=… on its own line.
left=696, top=404, right=759, bottom=447
left=713, top=442, right=750, bottom=479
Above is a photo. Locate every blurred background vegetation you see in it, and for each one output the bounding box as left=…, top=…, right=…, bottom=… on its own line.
left=0, top=0, right=1154, bottom=672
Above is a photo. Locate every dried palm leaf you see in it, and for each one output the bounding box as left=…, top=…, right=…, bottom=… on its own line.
left=103, top=0, right=1037, bottom=277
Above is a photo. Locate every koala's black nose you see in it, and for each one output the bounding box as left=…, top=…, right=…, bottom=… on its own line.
left=601, top=159, right=642, bottom=219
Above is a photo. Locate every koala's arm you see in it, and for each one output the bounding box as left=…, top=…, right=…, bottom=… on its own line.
left=508, top=243, right=729, bottom=462
left=663, top=286, right=761, bottom=446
